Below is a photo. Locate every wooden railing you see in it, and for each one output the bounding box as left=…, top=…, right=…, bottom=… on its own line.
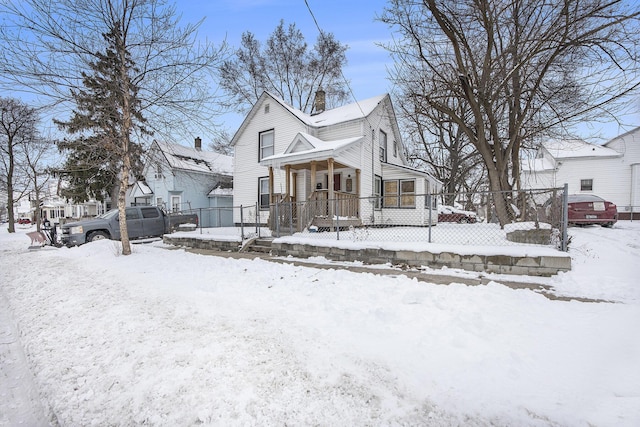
left=297, top=190, right=359, bottom=232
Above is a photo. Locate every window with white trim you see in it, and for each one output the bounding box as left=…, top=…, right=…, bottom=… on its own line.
left=171, top=195, right=181, bottom=212
left=580, top=179, right=593, bottom=191
left=379, top=130, right=387, bottom=162
left=374, top=175, right=382, bottom=210
left=259, top=130, right=274, bottom=161
left=258, top=177, right=270, bottom=210
left=383, top=179, right=415, bottom=208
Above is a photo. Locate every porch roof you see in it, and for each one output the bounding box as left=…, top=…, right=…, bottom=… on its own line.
left=260, top=132, right=362, bottom=170
left=130, top=181, right=154, bottom=198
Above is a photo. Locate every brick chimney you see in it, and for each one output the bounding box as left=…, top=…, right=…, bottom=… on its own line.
left=313, top=88, right=326, bottom=114
left=195, top=136, right=202, bottom=151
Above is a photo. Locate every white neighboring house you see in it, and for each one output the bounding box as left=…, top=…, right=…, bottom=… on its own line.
left=521, top=127, right=640, bottom=219
left=231, top=91, right=441, bottom=230
left=129, top=138, right=234, bottom=226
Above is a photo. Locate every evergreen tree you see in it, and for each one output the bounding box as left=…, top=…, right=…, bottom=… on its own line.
left=55, top=24, right=147, bottom=253
left=56, top=24, right=146, bottom=204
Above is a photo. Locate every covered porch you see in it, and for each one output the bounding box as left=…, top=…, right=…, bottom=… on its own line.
left=265, top=157, right=362, bottom=232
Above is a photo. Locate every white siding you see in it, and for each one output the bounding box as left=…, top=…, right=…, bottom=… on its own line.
left=233, top=99, right=308, bottom=223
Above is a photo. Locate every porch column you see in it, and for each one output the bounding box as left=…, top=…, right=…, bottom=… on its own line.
left=328, top=158, right=335, bottom=231
left=268, top=166, right=274, bottom=203
left=328, top=158, right=335, bottom=201
left=292, top=172, right=298, bottom=202
left=310, top=161, right=317, bottom=191
left=285, top=164, right=291, bottom=199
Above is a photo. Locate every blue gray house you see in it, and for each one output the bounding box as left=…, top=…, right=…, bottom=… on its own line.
left=129, top=138, right=234, bottom=226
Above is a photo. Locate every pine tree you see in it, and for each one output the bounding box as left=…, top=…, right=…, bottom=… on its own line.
left=55, top=23, right=148, bottom=254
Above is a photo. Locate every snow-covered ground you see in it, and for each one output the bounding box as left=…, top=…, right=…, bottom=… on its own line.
left=1, top=221, right=639, bottom=426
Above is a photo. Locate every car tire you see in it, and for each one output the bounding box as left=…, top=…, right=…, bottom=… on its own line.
left=88, top=231, right=109, bottom=242
left=601, top=223, right=614, bottom=228
left=459, top=217, right=469, bottom=224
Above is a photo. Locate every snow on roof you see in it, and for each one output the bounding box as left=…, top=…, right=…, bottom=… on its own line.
left=155, top=141, right=233, bottom=175
left=267, top=92, right=387, bottom=128
left=135, top=181, right=153, bottom=195
left=542, top=139, right=620, bottom=159
left=521, top=156, right=555, bottom=172
left=260, top=132, right=362, bottom=165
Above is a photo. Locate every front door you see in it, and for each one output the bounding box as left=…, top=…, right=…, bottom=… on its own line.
left=333, top=173, right=341, bottom=191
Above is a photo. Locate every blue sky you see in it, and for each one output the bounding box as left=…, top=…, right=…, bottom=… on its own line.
left=178, top=0, right=395, bottom=134
left=176, top=0, right=638, bottom=144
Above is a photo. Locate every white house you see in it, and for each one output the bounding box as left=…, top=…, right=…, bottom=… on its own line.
left=231, top=91, right=441, bottom=230
left=129, top=138, right=234, bottom=225
left=521, top=127, right=640, bottom=219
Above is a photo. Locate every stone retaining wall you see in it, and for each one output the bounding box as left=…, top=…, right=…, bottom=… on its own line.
left=164, top=235, right=571, bottom=276
left=270, top=242, right=570, bottom=276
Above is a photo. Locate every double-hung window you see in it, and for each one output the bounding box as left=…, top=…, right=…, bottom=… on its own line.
left=258, top=177, right=270, bottom=210
left=382, top=179, right=416, bottom=208
left=580, top=179, right=593, bottom=191
left=259, top=130, right=274, bottom=161
left=374, top=175, right=382, bottom=210
left=379, top=130, right=387, bottom=162
left=400, top=180, right=415, bottom=207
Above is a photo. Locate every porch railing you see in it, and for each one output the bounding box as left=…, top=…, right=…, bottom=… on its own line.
left=276, top=190, right=360, bottom=233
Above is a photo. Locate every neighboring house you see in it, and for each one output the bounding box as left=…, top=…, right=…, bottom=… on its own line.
left=130, top=138, right=234, bottom=225
left=521, top=127, right=640, bottom=219
left=231, top=91, right=441, bottom=230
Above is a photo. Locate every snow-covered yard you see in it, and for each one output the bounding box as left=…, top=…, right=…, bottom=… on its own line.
left=1, top=221, right=639, bottom=426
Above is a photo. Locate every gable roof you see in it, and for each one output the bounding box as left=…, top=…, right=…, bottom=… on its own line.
left=260, top=132, right=362, bottom=166
left=542, top=139, right=620, bottom=160
left=154, top=141, right=233, bottom=175
left=231, top=92, right=389, bottom=146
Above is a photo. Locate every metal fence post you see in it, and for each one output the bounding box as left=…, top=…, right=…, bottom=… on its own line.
left=255, top=203, right=260, bottom=238
left=275, top=202, right=280, bottom=238
left=240, top=205, right=244, bottom=240
left=289, top=201, right=293, bottom=235
left=335, top=198, right=340, bottom=240
left=427, top=193, right=432, bottom=243
left=199, top=208, right=203, bottom=234
left=562, top=183, right=569, bottom=251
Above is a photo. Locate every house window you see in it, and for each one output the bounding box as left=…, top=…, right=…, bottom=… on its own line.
left=379, top=130, right=387, bottom=162
left=156, top=197, right=163, bottom=208
left=264, top=103, right=270, bottom=114
left=400, top=180, right=415, bottom=207
left=383, top=179, right=416, bottom=208
left=374, top=175, right=382, bottom=210
left=393, top=141, right=398, bottom=157
left=155, top=163, right=163, bottom=179
left=258, top=177, right=270, bottom=210
left=383, top=180, right=398, bottom=208
left=259, top=130, right=274, bottom=161
left=581, top=179, right=593, bottom=191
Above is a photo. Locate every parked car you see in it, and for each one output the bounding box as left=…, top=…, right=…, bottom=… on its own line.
left=566, top=194, right=617, bottom=227
left=60, top=206, right=199, bottom=246
left=17, top=217, right=31, bottom=224
left=437, top=205, right=478, bottom=223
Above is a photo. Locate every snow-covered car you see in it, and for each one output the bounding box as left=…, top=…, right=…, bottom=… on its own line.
left=437, top=205, right=478, bottom=223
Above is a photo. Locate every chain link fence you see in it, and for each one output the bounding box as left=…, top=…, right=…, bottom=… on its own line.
left=266, top=186, right=568, bottom=250
left=171, top=186, right=569, bottom=251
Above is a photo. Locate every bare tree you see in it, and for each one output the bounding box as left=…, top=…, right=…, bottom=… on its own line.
left=400, top=88, right=486, bottom=204
left=381, top=0, right=640, bottom=225
left=0, top=97, right=38, bottom=233
left=20, top=131, right=56, bottom=232
left=219, top=20, right=349, bottom=114
left=0, top=0, right=227, bottom=254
